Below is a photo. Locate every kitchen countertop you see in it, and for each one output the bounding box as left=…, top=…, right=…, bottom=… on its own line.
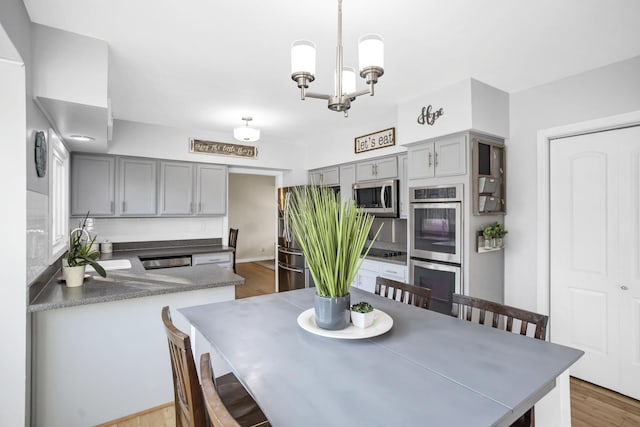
left=28, top=241, right=243, bottom=312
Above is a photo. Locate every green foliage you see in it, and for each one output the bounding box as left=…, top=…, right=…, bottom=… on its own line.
left=481, top=222, right=508, bottom=239
left=288, top=186, right=380, bottom=297
left=65, top=213, right=107, bottom=278
left=351, top=301, right=373, bottom=313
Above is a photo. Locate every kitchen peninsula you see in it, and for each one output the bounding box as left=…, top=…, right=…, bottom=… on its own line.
left=28, top=239, right=242, bottom=427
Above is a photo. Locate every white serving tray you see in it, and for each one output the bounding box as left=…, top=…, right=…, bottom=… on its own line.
left=297, top=308, right=393, bottom=339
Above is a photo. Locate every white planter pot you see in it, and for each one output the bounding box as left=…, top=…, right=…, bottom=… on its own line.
left=351, top=310, right=375, bottom=329
left=63, top=265, right=86, bottom=288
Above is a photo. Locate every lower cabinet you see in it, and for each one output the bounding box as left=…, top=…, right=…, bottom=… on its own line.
left=192, top=252, right=233, bottom=270
left=352, top=259, right=408, bottom=294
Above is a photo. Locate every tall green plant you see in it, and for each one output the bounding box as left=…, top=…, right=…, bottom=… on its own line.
left=288, top=186, right=380, bottom=297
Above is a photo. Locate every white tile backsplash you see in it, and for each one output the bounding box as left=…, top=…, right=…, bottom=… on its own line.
left=27, top=190, right=49, bottom=284
left=86, top=217, right=225, bottom=243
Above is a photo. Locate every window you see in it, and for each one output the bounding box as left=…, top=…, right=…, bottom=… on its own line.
left=49, top=129, right=69, bottom=259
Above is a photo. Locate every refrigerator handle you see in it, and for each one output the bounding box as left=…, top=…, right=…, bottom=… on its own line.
left=278, top=262, right=303, bottom=274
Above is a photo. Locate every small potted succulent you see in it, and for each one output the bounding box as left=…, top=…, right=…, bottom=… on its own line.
left=63, top=213, right=107, bottom=287
left=350, top=301, right=375, bottom=329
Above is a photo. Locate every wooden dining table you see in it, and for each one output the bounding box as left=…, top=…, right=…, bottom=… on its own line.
left=178, top=287, right=583, bottom=427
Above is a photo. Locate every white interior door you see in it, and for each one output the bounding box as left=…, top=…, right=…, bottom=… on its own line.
left=550, top=125, right=640, bottom=399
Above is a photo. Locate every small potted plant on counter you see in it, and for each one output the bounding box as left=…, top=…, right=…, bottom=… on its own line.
left=351, top=301, right=375, bottom=329
left=63, top=213, right=107, bottom=287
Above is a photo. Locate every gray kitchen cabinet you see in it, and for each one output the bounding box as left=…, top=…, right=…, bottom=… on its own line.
left=117, top=157, right=157, bottom=216
left=339, top=164, right=356, bottom=202
left=195, top=164, right=227, bottom=215
left=309, top=166, right=339, bottom=186
left=192, top=252, right=233, bottom=270
left=408, top=134, right=466, bottom=179
left=71, top=154, right=115, bottom=216
left=356, top=156, right=398, bottom=182
left=159, top=161, right=194, bottom=215
left=398, top=154, right=408, bottom=218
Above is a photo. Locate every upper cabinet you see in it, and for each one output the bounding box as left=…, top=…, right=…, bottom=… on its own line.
left=356, top=156, right=398, bottom=182
left=32, top=25, right=112, bottom=151
left=71, top=154, right=116, bottom=216
left=195, top=164, right=227, bottom=215
left=159, top=161, right=195, bottom=216
left=117, top=158, right=157, bottom=216
left=309, top=166, right=340, bottom=186
left=72, top=154, right=227, bottom=218
left=339, top=164, right=356, bottom=203
left=408, top=134, right=466, bottom=179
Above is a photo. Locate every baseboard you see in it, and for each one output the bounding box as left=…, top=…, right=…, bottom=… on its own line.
left=238, top=256, right=275, bottom=263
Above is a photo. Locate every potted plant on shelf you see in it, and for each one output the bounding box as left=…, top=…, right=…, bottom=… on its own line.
left=288, top=185, right=380, bottom=330
left=63, top=213, right=107, bottom=287
left=351, top=301, right=375, bottom=329
left=493, top=222, right=508, bottom=248
left=482, top=224, right=494, bottom=249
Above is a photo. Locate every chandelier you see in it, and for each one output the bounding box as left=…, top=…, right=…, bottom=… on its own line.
left=290, top=0, right=384, bottom=116
left=233, top=117, right=260, bottom=142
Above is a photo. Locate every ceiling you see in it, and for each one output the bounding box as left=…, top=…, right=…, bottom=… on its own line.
left=23, top=0, right=640, bottom=146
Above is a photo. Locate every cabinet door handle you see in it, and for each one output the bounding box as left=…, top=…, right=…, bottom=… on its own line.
left=110, top=201, right=114, bottom=213
left=190, top=202, right=194, bottom=213
left=621, top=285, right=629, bottom=291
left=122, top=201, right=126, bottom=212
left=199, top=202, right=202, bottom=212
left=435, top=152, right=439, bottom=167
left=428, top=152, right=433, bottom=167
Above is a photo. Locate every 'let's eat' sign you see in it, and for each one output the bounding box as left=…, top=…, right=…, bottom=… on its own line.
left=354, top=127, right=395, bottom=154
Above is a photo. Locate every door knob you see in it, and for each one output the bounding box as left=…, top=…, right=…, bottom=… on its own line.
left=620, top=285, right=629, bottom=291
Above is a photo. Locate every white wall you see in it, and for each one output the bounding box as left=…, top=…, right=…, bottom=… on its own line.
left=0, top=38, right=27, bottom=427
left=505, top=55, right=640, bottom=310
left=228, top=174, right=276, bottom=261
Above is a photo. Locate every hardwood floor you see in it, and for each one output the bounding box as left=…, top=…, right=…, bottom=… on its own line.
left=102, top=265, right=640, bottom=426
left=234, top=261, right=276, bottom=299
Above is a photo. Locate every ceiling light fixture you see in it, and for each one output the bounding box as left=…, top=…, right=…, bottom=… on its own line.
left=291, top=0, right=384, bottom=117
left=233, top=117, right=260, bottom=142
left=68, top=135, right=95, bottom=142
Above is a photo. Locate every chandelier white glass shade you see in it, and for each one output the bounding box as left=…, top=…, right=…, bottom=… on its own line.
left=233, top=117, right=260, bottom=142
left=290, top=0, right=384, bottom=115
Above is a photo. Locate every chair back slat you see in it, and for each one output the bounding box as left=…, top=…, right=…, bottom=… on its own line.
left=162, top=306, right=207, bottom=427
left=451, top=294, right=548, bottom=340
left=375, top=277, right=432, bottom=310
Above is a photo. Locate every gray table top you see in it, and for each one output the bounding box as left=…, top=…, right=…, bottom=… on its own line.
left=179, top=288, right=583, bottom=427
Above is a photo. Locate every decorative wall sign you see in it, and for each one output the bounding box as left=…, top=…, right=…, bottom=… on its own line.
left=417, top=105, right=444, bottom=126
left=34, top=131, right=47, bottom=177
left=354, top=127, right=395, bottom=154
left=189, top=138, right=258, bottom=159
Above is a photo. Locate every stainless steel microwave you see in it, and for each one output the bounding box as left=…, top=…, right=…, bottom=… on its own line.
left=353, top=179, right=399, bottom=217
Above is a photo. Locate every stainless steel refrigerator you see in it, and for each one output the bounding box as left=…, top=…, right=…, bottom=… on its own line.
left=277, top=187, right=314, bottom=292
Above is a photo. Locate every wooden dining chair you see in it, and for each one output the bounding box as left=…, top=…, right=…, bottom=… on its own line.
left=451, top=294, right=549, bottom=427
left=229, top=228, right=238, bottom=273
left=162, top=306, right=207, bottom=427
left=200, top=353, right=270, bottom=427
left=375, top=277, right=432, bottom=309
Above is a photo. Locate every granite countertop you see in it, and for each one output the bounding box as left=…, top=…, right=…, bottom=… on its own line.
left=28, top=240, right=243, bottom=312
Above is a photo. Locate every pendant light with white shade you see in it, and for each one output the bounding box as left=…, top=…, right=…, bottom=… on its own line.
left=290, top=0, right=384, bottom=116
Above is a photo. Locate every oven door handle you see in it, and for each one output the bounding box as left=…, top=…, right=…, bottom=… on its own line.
left=278, top=262, right=304, bottom=274
left=380, top=185, right=387, bottom=208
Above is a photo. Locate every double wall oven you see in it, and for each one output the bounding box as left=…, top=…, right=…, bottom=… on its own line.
left=277, top=186, right=314, bottom=292
left=409, top=184, right=463, bottom=316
